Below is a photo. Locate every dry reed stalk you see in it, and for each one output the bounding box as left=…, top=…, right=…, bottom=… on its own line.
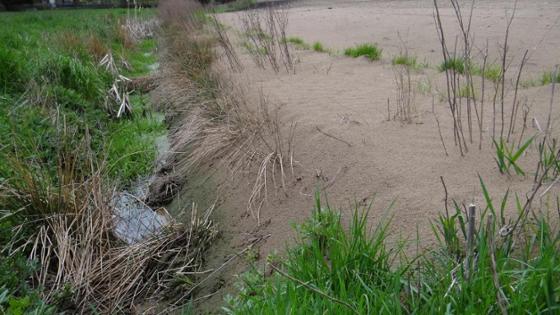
left=433, top=0, right=466, bottom=156
left=506, top=50, right=529, bottom=142
left=157, top=0, right=296, bottom=226
left=433, top=96, right=449, bottom=156
left=2, top=139, right=217, bottom=313
left=1, top=83, right=220, bottom=312
left=209, top=15, right=243, bottom=72
left=392, top=64, right=416, bottom=123
left=479, top=41, right=489, bottom=150
left=247, top=93, right=296, bottom=224
left=240, top=4, right=294, bottom=73
left=434, top=0, right=531, bottom=154
left=499, top=1, right=517, bottom=139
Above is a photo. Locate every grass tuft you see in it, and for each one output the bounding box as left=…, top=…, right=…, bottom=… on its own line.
left=493, top=137, right=533, bottom=176
left=312, top=41, right=326, bottom=53
left=344, top=43, right=382, bottom=61
left=392, top=54, right=417, bottom=67
left=285, top=36, right=304, bottom=45
left=541, top=71, right=560, bottom=85
left=471, top=63, right=502, bottom=82
left=439, top=57, right=465, bottom=74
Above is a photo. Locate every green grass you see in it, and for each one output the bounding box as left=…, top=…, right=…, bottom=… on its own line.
left=493, top=137, right=534, bottom=176
left=521, top=70, right=560, bottom=88
left=286, top=37, right=305, bottom=45
left=458, top=84, right=475, bottom=98
left=284, top=37, right=328, bottom=53
left=344, top=43, right=382, bottom=61
left=471, top=63, right=502, bottom=82
left=285, top=36, right=310, bottom=50
left=541, top=71, right=560, bottom=85
left=0, top=8, right=161, bottom=312
left=0, top=9, right=160, bottom=182
left=312, top=41, right=326, bottom=53
left=124, top=38, right=158, bottom=77
left=226, top=186, right=560, bottom=314
left=392, top=54, right=429, bottom=70
left=439, top=59, right=502, bottom=82
left=0, top=253, right=56, bottom=314
left=392, top=54, right=417, bottom=67
left=439, top=57, right=465, bottom=74
left=105, top=95, right=165, bottom=181
left=210, top=0, right=256, bottom=13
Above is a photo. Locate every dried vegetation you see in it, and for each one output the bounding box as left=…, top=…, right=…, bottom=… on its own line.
left=155, top=0, right=296, bottom=224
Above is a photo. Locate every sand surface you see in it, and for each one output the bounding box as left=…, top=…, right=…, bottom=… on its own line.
left=193, top=0, right=560, bottom=309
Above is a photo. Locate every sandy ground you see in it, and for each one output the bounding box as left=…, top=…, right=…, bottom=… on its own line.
left=189, top=0, right=560, bottom=310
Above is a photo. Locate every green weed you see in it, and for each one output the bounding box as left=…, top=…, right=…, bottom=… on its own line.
left=285, top=37, right=310, bottom=50
left=0, top=254, right=56, bottom=314
left=285, top=37, right=304, bottom=45
left=0, top=47, right=29, bottom=93
left=541, top=71, right=560, bottom=85
left=225, top=196, right=398, bottom=314
left=0, top=8, right=160, bottom=311
left=392, top=54, right=417, bottom=67
left=312, top=41, right=326, bottom=53
left=493, top=137, right=534, bottom=176
left=105, top=98, right=165, bottom=182
left=537, top=138, right=560, bottom=179
left=458, top=85, right=475, bottom=98
left=344, top=43, right=382, bottom=61
left=39, top=54, right=110, bottom=101
left=226, top=183, right=560, bottom=314
left=469, top=63, right=502, bottom=82
left=481, top=64, right=502, bottom=82
left=439, top=57, right=465, bottom=74
left=124, top=39, right=158, bottom=77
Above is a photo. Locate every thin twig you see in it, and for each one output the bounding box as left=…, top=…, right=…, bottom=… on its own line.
left=315, top=126, right=353, bottom=147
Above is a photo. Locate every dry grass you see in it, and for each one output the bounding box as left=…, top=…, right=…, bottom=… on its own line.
left=87, top=35, right=109, bottom=62
left=209, top=15, right=243, bottom=72
left=239, top=4, right=294, bottom=73
left=247, top=94, right=296, bottom=224
left=156, top=0, right=296, bottom=225
left=391, top=64, right=416, bottom=123
left=1, top=130, right=217, bottom=313
left=122, top=15, right=158, bottom=43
